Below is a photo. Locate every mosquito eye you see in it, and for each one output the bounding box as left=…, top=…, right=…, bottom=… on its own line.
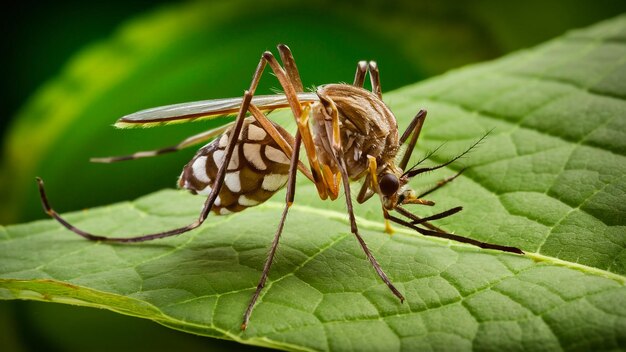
left=379, top=173, right=399, bottom=196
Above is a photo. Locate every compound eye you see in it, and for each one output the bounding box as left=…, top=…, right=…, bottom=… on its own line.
left=379, top=173, right=399, bottom=196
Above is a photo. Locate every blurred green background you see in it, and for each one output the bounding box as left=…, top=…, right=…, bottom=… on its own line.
left=1, top=0, right=624, bottom=351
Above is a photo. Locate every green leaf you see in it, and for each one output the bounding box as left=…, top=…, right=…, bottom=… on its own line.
left=2, top=15, right=626, bottom=352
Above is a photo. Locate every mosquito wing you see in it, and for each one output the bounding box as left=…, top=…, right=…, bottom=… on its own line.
left=115, top=93, right=320, bottom=128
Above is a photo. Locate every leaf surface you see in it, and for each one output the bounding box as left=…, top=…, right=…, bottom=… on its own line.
left=2, top=15, right=625, bottom=351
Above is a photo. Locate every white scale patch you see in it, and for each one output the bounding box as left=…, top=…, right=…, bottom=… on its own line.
left=247, top=124, right=267, bottom=141
left=265, top=146, right=290, bottom=164
left=219, top=208, right=232, bottom=215
left=192, top=156, right=210, bottom=183
left=213, top=149, right=239, bottom=169
left=218, top=133, right=229, bottom=148
left=228, top=149, right=240, bottom=169
left=238, top=195, right=260, bottom=206
left=262, top=173, right=289, bottom=191
left=224, top=171, right=242, bottom=193
left=213, top=149, right=224, bottom=167
left=243, top=143, right=266, bottom=170
left=193, top=184, right=221, bottom=207
left=197, top=184, right=212, bottom=196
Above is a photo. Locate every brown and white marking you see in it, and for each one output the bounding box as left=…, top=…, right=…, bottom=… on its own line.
left=178, top=117, right=293, bottom=214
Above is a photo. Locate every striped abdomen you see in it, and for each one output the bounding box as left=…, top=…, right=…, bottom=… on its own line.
left=178, top=117, right=293, bottom=214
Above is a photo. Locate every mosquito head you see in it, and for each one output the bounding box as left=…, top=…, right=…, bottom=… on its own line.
left=379, top=173, right=400, bottom=197
left=380, top=170, right=417, bottom=210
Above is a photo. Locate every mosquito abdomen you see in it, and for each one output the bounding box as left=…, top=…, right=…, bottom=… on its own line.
left=178, top=117, right=293, bottom=214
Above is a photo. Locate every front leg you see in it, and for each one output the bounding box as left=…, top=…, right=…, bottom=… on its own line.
left=318, top=94, right=404, bottom=303
left=263, top=47, right=331, bottom=200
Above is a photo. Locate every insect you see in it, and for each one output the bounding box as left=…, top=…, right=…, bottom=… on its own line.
left=37, top=44, right=523, bottom=330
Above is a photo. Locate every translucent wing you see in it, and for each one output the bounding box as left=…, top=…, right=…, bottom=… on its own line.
left=116, top=93, right=320, bottom=128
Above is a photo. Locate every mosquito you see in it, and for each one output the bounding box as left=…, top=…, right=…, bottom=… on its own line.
left=36, top=44, right=523, bottom=330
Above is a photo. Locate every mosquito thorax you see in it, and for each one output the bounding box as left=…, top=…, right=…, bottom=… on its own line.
left=316, top=84, right=400, bottom=181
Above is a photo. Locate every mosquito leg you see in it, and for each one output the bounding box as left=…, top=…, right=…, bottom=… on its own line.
left=393, top=204, right=462, bottom=227
left=410, top=207, right=463, bottom=225
left=356, top=174, right=374, bottom=204
left=277, top=44, right=304, bottom=92
left=247, top=103, right=314, bottom=183
left=38, top=176, right=207, bottom=242
left=399, top=110, right=427, bottom=145
left=36, top=52, right=275, bottom=242
left=353, top=61, right=368, bottom=87
left=241, top=133, right=303, bottom=330
left=90, top=123, right=234, bottom=163
left=36, top=93, right=251, bottom=242
left=398, top=110, right=427, bottom=171
left=388, top=213, right=524, bottom=254
left=368, top=61, right=382, bottom=99
left=352, top=61, right=382, bottom=98
left=297, top=104, right=330, bottom=199
left=337, top=157, right=404, bottom=302
left=402, top=198, right=435, bottom=206
left=279, top=43, right=338, bottom=195
left=262, top=50, right=330, bottom=200
left=363, top=155, right=395, bottom=234
left=321, top=96, right=403, bottom=301
left=261, top=51, right=302, bottom=117
left=393, top=205, right=446, bottom=233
